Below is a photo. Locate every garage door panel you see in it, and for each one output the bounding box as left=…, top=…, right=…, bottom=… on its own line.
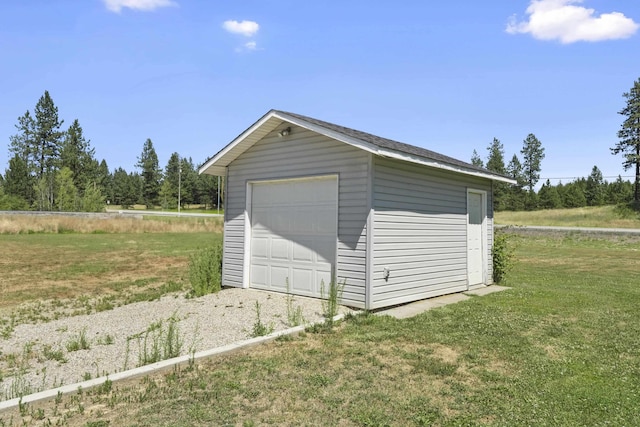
left=317, top=270, right=332, bottom=292
left=292, top=241, right=314, bottom=262
left=292, top=269, right=314, bottom=293
left=251, top=265, right=268, bottom=287
left=252, top=237, right=268, bottom=259
left=250, top=177, right=337, bottom=297
left=271, top=238, right=289, bottom=260
left=270, top=266, right=289, bottom=290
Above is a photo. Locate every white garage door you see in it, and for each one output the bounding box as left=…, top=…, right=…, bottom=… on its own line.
left=249, top=176, right=338, bottom=297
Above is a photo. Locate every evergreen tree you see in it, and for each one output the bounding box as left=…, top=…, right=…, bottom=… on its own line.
left=521, top=133, right=545, bottom=210
left=136, top=138, right=162, bottom=208
left=470, top=150, right=483, bottom=167
left=9, top=91, right=65, bottom=210
left=0, top=185, right=30, bottom=210
left=612, top=78, right=640, bottom=205
left=60, top=119, right=98, bottom=192
left=486, top=138, right=508, bottom=211
left=33, top=91, right=64, bottom=179
left=4, top=154, right=34, bottom=204
left=112, top=167, right=139, bottom=209
left=607, top=175, right=633, bottom=205
left=538, top=179, right=562, bottom=209
left=162, top=152, right=181, bottom=207
left=506, top=154, right=526, bottom=210
left=563, top=181, right=587, bottom=208
left=96, top=160, right=112, bottom=204
left=81, top=182, right=105, bottom=212
left=196, top=173, right=220, bottom=209
left=8, top=111, right=36, bottom=204
left=585, top=165, right=605, bottom=206
left=179, top=157, right=197, bottom=207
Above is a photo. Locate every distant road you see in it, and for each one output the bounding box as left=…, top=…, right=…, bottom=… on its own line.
left=105, top=209, right=223, bottom=218
left=497, top=224, right=640, bottom=235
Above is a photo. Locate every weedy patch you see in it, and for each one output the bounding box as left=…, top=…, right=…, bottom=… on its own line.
left=285, top=278, right=305, bottom=327
left=250, top=301, right=274, bottom=338
left=129, top=313, right=184, bottom=367
left=65, top=327, right=91, bottom=352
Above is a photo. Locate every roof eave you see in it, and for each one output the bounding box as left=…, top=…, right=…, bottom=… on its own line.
left=200, top=110, right=518, bottom=184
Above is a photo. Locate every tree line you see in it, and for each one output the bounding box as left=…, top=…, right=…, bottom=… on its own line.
left=472, top=76, right=640, bottom=212
left=0, top=91, right=221, bottom=211
left=3, top=78, right=640, bottom=213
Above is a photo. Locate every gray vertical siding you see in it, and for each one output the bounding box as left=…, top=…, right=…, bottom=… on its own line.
left=371, top=157, right=493, bottom=309
left=223, top=125, right=370, bottom=308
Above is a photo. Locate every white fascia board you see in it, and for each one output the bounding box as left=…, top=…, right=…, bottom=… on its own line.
left=274, top=112, right=516, bottom=184
left=376, top=150, right=517, bottom=184
left=273, top=112, right=381, bottom=156
left=198, top=111, right=281, bottom=175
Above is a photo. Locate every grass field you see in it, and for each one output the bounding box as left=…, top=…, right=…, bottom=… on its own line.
left=2, top=229, right=639, bottom=426
left=495, top=205, right=640, bottom=228
left=0, top=214, right=222, bottom=322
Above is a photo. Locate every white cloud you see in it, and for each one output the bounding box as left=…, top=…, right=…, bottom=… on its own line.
left=222, top=20, right=259, bottom=37
left=506, top=0, right=639, bottom=43
left=235, top=41, right=259, bottom=53
left=103, top=0, right=177, bottom=13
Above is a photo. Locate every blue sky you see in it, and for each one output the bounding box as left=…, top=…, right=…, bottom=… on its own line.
left=1, top=0, right=639, bottom=186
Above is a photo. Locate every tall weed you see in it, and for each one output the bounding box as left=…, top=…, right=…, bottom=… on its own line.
left=189, top=242, right=223, bottom=296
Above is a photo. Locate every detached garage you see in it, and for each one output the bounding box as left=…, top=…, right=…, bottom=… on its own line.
left=199, top=110, right=514, bottom=310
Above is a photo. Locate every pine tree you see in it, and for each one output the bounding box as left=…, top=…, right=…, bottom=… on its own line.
left=563, top=181, right=587, bottom=208
left=585, top=166, right=605, bottom=206
left=538, top=179, right=562, bottom=209
left=612, top=78, right=640, bottom=206
left=607, top=175, right=633, bottom=205
left=506, top=154, right=526, bottom=210
left=521, top=133, right=545, bottom=210
left=162, top=152, right=181, bottom=207
left=3, top=154, right=34, bottom=205
left=60, top=119, right=98, bottom=192
left=470, top=150, right=483, bottom=167
left=136, top=138, right=162, bottom=208
left=486, top=138, right=508, bottom=211
left=33, top=91, right=64, bottom=178
left=179, top=157, right=197, bottom=207
left=8, top=111, right=36, bottom=204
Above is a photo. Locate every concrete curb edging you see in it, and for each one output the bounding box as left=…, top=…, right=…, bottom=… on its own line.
left=0, top=314, right=346, bottom=411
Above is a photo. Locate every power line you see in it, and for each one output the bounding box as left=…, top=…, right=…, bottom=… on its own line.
left=541, top=175, right=635, bottom=181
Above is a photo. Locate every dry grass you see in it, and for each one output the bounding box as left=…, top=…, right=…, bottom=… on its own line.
left=0, top=214, right=222, bottom=235
left=0, top=215, right=222, bottom=318
left=495, top=205, right=640, bottom=229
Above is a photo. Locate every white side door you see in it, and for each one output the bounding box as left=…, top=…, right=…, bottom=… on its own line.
left=467, top=190, right=486, bottom=287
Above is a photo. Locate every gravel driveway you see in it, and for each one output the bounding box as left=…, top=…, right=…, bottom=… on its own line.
left=0, top=289, right=330, bottom=401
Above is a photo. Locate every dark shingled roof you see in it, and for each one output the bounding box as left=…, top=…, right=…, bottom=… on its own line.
left=275, top=110, right=507, bottom=179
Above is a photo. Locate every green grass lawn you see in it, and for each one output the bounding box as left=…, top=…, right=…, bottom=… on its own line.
left=3, top=231, right=639, bottom=426
left=495, top=205, right=640, bottom=229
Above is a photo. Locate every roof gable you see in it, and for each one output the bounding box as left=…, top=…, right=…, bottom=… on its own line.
left=199, top=110, right=516, bottom=184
